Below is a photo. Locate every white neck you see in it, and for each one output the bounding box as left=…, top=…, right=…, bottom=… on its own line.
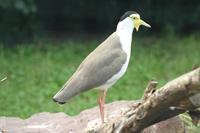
left=116, top=18, right=134, bottom=55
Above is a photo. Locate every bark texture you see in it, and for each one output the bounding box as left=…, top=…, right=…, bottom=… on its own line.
left=89, top=68, right=200, bottom=132
left=0, top=103, right=185, bottom=133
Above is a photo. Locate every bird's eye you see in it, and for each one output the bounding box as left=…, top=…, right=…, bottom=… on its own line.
left=133, top=17, right=136, bottom=20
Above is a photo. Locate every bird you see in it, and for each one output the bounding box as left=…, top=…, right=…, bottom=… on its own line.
left=53, top=11, right=151, bottom=123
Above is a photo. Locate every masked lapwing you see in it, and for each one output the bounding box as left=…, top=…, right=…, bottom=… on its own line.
left=53, top=11, right=151, bottom=123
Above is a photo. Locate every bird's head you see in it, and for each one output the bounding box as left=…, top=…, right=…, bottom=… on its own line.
left=118, top=11, right=151, bottom=32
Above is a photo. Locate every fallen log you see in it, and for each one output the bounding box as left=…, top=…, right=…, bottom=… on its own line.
left=89, top=67, right=200, bottom=132
left=0, top=103, right=185, bottom=133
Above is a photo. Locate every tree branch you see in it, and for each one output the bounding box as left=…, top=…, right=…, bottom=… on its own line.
left=88, top=67, right=200, bottom=133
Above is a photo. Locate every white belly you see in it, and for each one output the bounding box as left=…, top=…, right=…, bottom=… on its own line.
left=98, top=53, right=130, bottom=90
left=98, top=27, right=132, bottom=90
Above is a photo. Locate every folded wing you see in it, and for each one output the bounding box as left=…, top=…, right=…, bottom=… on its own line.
left=53, top=32, right=127, bottom=101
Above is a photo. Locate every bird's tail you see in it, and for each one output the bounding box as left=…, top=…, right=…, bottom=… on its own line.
left=53, top=76, right=85, bottom=104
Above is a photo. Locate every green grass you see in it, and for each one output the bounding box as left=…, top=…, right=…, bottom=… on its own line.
left=0, top=34, right=200, bottom=119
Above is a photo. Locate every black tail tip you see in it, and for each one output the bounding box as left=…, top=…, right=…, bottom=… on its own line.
left=53, top=98, right=66, bottom=105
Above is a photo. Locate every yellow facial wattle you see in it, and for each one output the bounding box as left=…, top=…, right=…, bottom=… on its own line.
left=133, top=18, right=151, bottom=31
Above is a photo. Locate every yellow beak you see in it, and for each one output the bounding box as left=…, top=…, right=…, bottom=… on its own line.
left=134, top=19, right=151, bottom=32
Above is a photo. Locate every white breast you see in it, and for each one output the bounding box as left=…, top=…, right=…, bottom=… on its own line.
left=99, top=18, right=133, bottom=90
left=99, top=33, right=132, bottom=90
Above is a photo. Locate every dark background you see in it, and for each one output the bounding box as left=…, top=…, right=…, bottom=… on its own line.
left=0, top=0, right=200, bottom=43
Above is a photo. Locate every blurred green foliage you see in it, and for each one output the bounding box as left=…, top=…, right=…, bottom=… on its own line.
left=0, top=35, right=200, bottom=118
left=0, top=0, right=200, bottom=43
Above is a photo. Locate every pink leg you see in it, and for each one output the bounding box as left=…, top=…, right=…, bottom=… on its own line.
left=97, top=90, right=107, bottom=123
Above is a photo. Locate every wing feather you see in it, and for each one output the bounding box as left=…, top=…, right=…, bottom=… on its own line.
left=54, top=32, right=127, bottom=101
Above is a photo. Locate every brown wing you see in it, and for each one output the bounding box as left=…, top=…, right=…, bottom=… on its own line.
left=54, top=32, right=127, bottom=101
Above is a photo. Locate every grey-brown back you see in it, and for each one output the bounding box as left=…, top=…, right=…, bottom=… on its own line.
left=55, top=32, right=127, bottom=101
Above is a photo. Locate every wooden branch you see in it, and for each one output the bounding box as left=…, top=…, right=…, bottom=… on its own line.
left=88, top=67, right=200, bottom=133
left=142, top=80, right=158, bottom=100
